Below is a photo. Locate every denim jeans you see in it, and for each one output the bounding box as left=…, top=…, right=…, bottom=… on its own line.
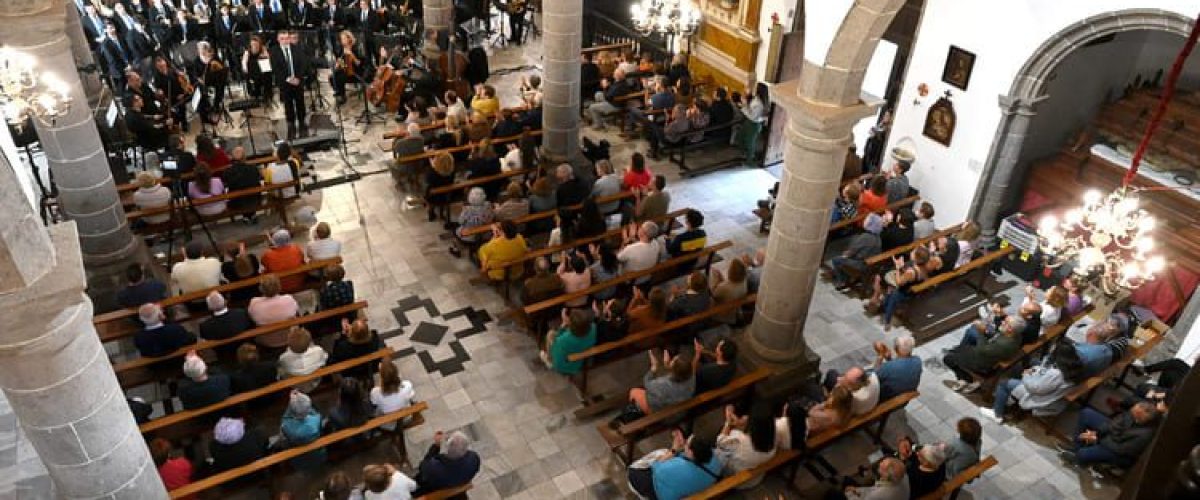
left=992, top=378, right=1021, bottom=417
left=1072, top=407, right=1130, bottom=467
left=960, top=324, right=985, bottom=347
left=882, top=289, right=908, bottom=325
left=830, top=257, right=866, bottom=286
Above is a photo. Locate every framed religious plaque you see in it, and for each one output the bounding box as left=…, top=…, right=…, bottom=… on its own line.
left=923, top=95, right=956, bottom=146
left=942, top=46, right=976, bottom=90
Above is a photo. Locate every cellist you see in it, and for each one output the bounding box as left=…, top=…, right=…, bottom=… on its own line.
left=331, top=30, right=368, bottom=105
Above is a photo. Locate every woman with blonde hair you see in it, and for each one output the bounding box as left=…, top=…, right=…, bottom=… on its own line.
left=711, top=259, right=750, bottom=325
left=328, top=318, right=383, bottom=380
left=425, top=151, right=456, bottom=222
left=132, top=171, right=172, bottom=225
left=807, top=385, right=853, bottom=435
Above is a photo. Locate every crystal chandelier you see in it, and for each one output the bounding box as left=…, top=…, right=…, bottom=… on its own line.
left=631, top=0, right=702, bottom=37
left=0, top=46, right=72, bottom=129
left=1037, top=188, right=1164, bottom=294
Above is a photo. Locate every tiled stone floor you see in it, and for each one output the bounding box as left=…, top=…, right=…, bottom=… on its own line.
left=0, top=24, right=1140, bottom=500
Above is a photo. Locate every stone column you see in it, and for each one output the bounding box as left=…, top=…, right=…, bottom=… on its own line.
left=63, top=2, right=104, bottom=106
left=971, top=95, right=1040, bottom=246
left=540, top=0, right=582, bottom=162
left=0, top=0, right=137, bottom=264
left=746, top=78, right=880, bottom=364
left=422, top=0, right=453, bottom=59
left=0, top=156, right=165, bottom=498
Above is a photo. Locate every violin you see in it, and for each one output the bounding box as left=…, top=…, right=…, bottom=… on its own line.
left=336, top=48, right=359, bottom=77
left=176, top=69, right=195, bottom=96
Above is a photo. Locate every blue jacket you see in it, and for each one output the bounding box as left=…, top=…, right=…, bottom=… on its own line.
left=280, top=411, right=325, bottom=469
left=416, top=444, right=481, bottom=493
left=1074, top=341, right=1113, bottom=377
left=651, top=455, right=722, bottom=500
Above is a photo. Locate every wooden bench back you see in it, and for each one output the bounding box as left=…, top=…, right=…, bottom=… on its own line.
left=829, top=195, right=920, bottom=233
left=523, top=240, right=733, bottom=316
left=386, top=129, right=543, bottom=156
left=125, top=181, right=299, bottom=221
left=807, top=391, right=919, bottom=449
left=619, top=367, right=772, bottom=436
left=910, top=246, right=1014, bottom=295
left=917, top=455, right=998, bottom=500
left=93, top=257, right=342, bottom=335
left=459, top=190, right=636, bottom=238
left=114, top=302, right=368, bottom=382
left=582, top=42, right=635, bottom=56
left=569, top=294, right=757, bottom=363
left=429, top=168, right=532, bottom=197
left=995, top=305, right=1094, bottom=372
left=865, top=223, right=964, bottom=267
left=415, top=484, right=474, bottom=500
left=140, top=347, right=392, bottom=435
left=168, top=401, right=429, bottom=498
left=383, top=105, right=530, bottom=139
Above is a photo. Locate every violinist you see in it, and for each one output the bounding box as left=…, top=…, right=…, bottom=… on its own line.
left=152, top=55, right=193, bottom=132
left=193, top=41, right=229, bottom=126
left=331, top=30, right=367, bottom=106
left=124, top=70, right=165, bottom=118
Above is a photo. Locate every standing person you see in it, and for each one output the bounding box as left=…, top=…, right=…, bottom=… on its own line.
left=270, top=30, right=313, bottom=138
left=734, top=83, right=767, bottom=165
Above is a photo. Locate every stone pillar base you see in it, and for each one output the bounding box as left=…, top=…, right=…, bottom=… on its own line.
left=738, top=335, right=822, bottom=404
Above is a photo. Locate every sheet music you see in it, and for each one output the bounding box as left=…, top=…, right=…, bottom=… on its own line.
left=189, top=89, right=202, bottom=113
left=258, top=58, right=272, bottom=73
left=105, top=103, right=119, bottom=128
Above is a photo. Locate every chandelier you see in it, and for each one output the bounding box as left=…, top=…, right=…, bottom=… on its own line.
left=1035, top=10, right=1199, bottom=294
left=0, top=46, right=72, bottom=129
left=631, top=0, right=701, bottom=37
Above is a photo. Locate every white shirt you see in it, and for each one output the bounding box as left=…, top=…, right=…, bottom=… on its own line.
left=850, top=373, right=881, bottom=416
left=502, top=148, right=522, bottom=172
left=306, top=238, right=343, bottom=261
left=266, top=162, right=298, bottom=197
left=170, top=257, right=223, bottom=295
left=370, top=381, right=415, bottom=431
left=278, top=345, right=329, bottom=378
left=363, top=471, right=417, bottom=500
left=716, top=429, right=775, bottom=488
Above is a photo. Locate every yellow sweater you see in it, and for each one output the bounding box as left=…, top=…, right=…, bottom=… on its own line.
left=479, top=235, right=527, bottom=280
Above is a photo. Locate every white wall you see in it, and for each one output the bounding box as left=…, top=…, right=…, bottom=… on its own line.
left=883, top=0, right=1200, bottom=226
left=802, top=0, right=856, bottom=67
left=0, top=125, right=38, bottom=212
left=754, top=0, right=800, bottom=80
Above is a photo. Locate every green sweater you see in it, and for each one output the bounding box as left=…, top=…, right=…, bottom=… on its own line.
left=550, top=324, right=597, bottom=375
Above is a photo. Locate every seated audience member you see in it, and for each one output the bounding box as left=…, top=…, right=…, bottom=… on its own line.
left=478, top=221, right=527, bottom=282
left=370, top=360, right=416, bottom=431
left=278, top=391, right=326, bottom=469
left=879, top=208, right=915, bottom=252
left=913, top=202, right=936, bottom=239
left=135, top=303, right=197, bottom=357
left=591, top=159, right=623, bottom=213
left=870, top=246, right=931, bottom=331
left=522, top=257, right=564, bottom=306
left=885, top=159, right=912, bottom=204
left=465, top=139, right=504, bottom=200
left=540, top=309, right=597, bottom=375
left=634, top=175, right=670, bottom=222
left=586, top=69, right=633, bottom=131
left=627, top=430, right=722, bottom=500
left=171, top=240, right=223, bottom=296
left=220, top=242, right=260, bottom=301
left=132, top=172, right=173, bottom=225
left=466, top=112, right=491, bottom=143
left=187, top=164, right=228, bottom=216
left=573, top=198, right=609, bottom=239
left=327, top=378, right=372, bottom=433
left=666, top=209, right=706, bottom=257
left=845, top=457, right=910, bottom=500
left=667, top=272, right=713, bottom=322
left=590, top=244, right=621, bottom=302
left=694, top=338, right=737, bottom=395
left=118, top=264, right=168, bottom=309
left=716, top=405, right=776, bottom=487
left=306, top=222, right=343, bottom=262
left=1075, top=319, right=1123, bottom=377
left=494, top=181, right=530, bottom=222
left=1063, top=276, right=1088, bottom=316
left=822, top=365, right=880, bottom=417
left=319, top=471, right=360, bottom=500
left=317, top=264, right=355, bottom=319
left=832, top=182, right=862, bottom=226
left=594, top=297, right=630, bottom=343
left=151, top=438, right=195, bottom=492
left=983, top=340, right=1085, bottom=422
left=707, top=88, right=737, bottom=142
left=248, top=274, right=300, bottom=350
left=195, top=134, right=231, bottom=170
left=231, top=343, right=277, bottom=393
left=960, top=300, right=1043, bottom=347
left=413, top=431, right=482, bottom=496
left=686, top=100, right=712, bottom=143
left=450, top=188, right=495, bottom=258
left=873, top=336, right=922, bottom=401
left=209, top=416, right=269, bottom=473
left=625, top=154, right=655, bottom=192
left=710, top=259, right=749, bottom=324
left=261, top=229, right=307, bottom=293
left=628, top=287, right=669, bottom=332
left=944, top=418, right=982, bottom=479
left=859, top=175, right=889, bottom=214
left=470, top=84, right=500, bottom=119
left=492, top=108, right=523, bottom=142
left=624, top=80, right=672, bottom=135
left=221, top=146, right=265, bottom=219
left=807, top=385, right=853, bottom=436
left=363, top=463, right=418, bottom=500
left=277, top=327, right=329, bottom=391
left=199, top=291, right=254, bottom=361
left=742, top=249, right=766, bottom=294
left=828, top=213, right=884, bottom=290
left=773, top=402, right=810, bottom=452
left=628, top=350, right=695, bottom=417
left=930, top=233, right=960, bottom=275
left=942, top=315, right=1025, bottom=393
left=179, top=352, right=232, bottom=410
left=954, top=221, right=982, bottom=268
left=425, top=152, right=456, bottom=222
left=1025, top=284, right=1068, bottom=327
left=557, top=253, right=593, bottom=309
left=554, top=164, right=590, bottom=208
left=898, top=440, right=946, bottom=499
left=391, top=123, right=426, bottom=190
left=1060, top=401, right=1160, bottom=468
left=647, top=104, right=692, bottom=158
left=328, top=318, right=384, bottom=378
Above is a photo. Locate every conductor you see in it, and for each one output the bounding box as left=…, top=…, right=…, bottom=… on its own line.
left=270, top=30, right=314, bottom=138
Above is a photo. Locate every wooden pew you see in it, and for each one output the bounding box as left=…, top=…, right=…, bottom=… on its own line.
left=458, top=190, right=637, bottom=240
left=416, top=484, right=474, bottom=500
left=522, top=240, right=734, bottom=318
left=598, top=367, right=772, bottom=463
left=684, top=391, right=920, bottom=499
left=1061, top=319, right=1169, bottom=408
left=139, top=347, right=392, bottom=438
left=380, top=129, right=543, bottom=154
left=864, top=223, right=965, bottom=269
left=569, top=294, right=758, bottom=417
left=93, top=257, right=343, bottom=343
left=829, top=194, right=920, bottom=234
left=961, top=305, right=1095, bottom=395
left=117, top=154, right=300, bottom=202
left=381, top=105, right=530, bottom=139
left=909, top=246, right=1015, bottom=295
left=125, top=181, right=300, bottom=233
left=582, top=42, right=635, bottom=56
left=114, top=302, right=368, bottom=388
left=427, top=168, right=532, bottom=201
left=661, top=119, right=743, bottom=176
left=917, top=455, right=998, bottom=500
left=167, top=401, right=429, bottom=498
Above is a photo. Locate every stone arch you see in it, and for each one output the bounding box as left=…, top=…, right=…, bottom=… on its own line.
left=800, top=0, right=907, bottom=106
left=969, top=8, right=1195, bottom=241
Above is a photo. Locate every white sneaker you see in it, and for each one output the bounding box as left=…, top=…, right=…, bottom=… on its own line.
left=961, top=381, right=982, bottom=393
left=538, top=350, right=552, bottom=369
left=948, top=380, right=967, bottom=392
left=979, top=407, right=1003, bottom=423
left=977, top=305, right=990, bottom=320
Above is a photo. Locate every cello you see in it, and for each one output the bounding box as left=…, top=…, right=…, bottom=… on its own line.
left=438, top=32, right=471, bottom=98
left=366, top=46, right=407, bottom=113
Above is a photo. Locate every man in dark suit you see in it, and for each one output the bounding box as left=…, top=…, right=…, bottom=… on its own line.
left=124, top=20, right=157, bottom=65
left=270, top=30, right=312, bottom=137
left=352, top=0, right=384, bottom=34
left=81, top=5, right=109, bottom=49
left=98, top=24, right=132, bottom=79
left=198, top=292, right=255, bottom=363
left=319, top=0, right=345, bottom=55
left=291, top=0, right=319, bottom=29
left=248, top=0, right=278, bottom=32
